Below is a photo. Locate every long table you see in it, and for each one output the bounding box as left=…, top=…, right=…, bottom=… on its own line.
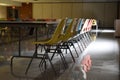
left=0, top=21, right=58, bottom=57
left=0, top=21, right=58, bottom=75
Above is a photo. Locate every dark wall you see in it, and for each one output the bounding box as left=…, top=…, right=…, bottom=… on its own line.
left=7, top=3, right=32, bottom=20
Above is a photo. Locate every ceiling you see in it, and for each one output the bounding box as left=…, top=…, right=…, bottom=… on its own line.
left=0, top=0, right=21, bottom=6
left=0, top=0, right=119, bottom=6
left=12, top=0, right=120, bottom=3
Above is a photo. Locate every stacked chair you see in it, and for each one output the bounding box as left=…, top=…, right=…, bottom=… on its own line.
left=10, top=18, right=97, bottom=76
left=50, top=18, right=80, bottom=63
left=25, top=18, right=79, bottom=74
left=71, top=19, right=94, bottom=52
left=25, top=18, right=68, bottom=75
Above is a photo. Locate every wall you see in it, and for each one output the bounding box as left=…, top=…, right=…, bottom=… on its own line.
left=0, top=6, right=7, bottom=19
left=118, top=2, right=120, bottom=19
left=33, top=2, right=117, bottom=28
left=7, top=3, right=32, bottom=20
left=19, top=3, right=32, bottom=19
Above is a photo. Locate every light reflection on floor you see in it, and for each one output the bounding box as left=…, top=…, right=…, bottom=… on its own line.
left=92, top=29, right=115, bottom=33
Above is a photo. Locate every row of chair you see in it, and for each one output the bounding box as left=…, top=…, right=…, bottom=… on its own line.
left=26, top=18, right=97, bottom=75
left=11, top=18, right=97, bottom=75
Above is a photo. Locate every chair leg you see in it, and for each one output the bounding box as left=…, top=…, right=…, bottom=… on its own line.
left=76, top=41, right=83, bottom=52
left=85, top=33, right=91, bottom=43
left=44, top=60, right=47, bottom=70
left=39, top=56, right=46, bottom=68
left=58, top=49, right=68, bottom=69
left=67, top=41, right=79, bottom=57
left=71, top=42, right=79, bottom=57
left=59, top=53, right=67, bottom=69
left=25, top=50, right=37, bottom=75
left=46, top=53, right=57, bottom=75
left=68, top=45, right=75, bottom=63
left=50, top=48, right=58, bottom=61
left=83, top=33, right=89, bottom=46
left=88, top=32, right=93, bottom=41
left=78, top=37, right=85, bottom=51
left=81, top=34, right=87, bottom=48
left=10, top=56, right=15, bottom=74
left=73, top=39, right=82, bottom=52
left=25, top=57, right=34, bottom=74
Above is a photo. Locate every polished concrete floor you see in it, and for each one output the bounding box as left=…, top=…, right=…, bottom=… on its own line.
left=0, top=30, right=119, bottom=80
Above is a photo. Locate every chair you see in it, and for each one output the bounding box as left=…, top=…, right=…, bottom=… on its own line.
left=72, top=19, right=93, bottom=52
left=91, top=19, right=98, bottom=40
left=25, top=19, right=67, bottom=75
left=78, top=19, right=92, bottom=49
left=86, top=19, right=94, bottom=42
left=81, top=19, right=93, bottom=45
left=56, top=18, right=79, bottom=62
left=70, top=18, right=86, bottom=52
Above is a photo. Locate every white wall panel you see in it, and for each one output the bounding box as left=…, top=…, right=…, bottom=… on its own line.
left=52, top=3, right=62, bottom=18
left=33, top=2, right=118, bottom=27
left=33, top=4, right=43, bottom=19
left=83, top=3, right=94, bottom=18
left=61, top=3, right=72, bottom=18
left=72, top=3, right=83, bottom=18
left=42, top=3, right=52, bottom=18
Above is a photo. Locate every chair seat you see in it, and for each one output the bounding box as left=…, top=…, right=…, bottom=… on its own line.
left=33, top=40, right=61, bottom=45
left=33, top=38, right=51, bottom=44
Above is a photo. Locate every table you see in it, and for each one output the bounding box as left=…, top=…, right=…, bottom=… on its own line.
left=0, top=21, right=58, bottom=57
left=0, top=20, right=58, bottom=75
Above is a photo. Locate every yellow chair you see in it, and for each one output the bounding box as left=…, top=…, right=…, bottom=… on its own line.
left=48, top=18, right=79, bottom=63
left=91, top=19, right=98, bottom=40
left=33, top=19, right=66, bottom=45
left=59, top=18, right=80, bottom=61
left=50, top=18, right=81, bottom=63
left=25, top=19, right=67, bottom=75
left=61, top=18, right=78, bottom=41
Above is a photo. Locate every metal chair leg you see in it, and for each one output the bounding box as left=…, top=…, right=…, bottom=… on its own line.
left=46, top=53, right=57, bottom=75
left=25, top=51, right=37, bottom=75
left=58, top=49, right=68, bottom=69
left=71, top=42, right=79, bottom=57
left=68, top=45, right=75, bottom=63
left=10, top=56, right=14, bottom=74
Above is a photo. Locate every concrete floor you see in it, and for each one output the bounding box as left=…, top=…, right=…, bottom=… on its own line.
left=0, top=30, right=119, bottom=80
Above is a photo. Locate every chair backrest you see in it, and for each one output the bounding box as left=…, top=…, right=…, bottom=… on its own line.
left=76, top=18, right=85, bottom=34
left=72, top=18, right=80, bottom=35
left=87, top=19, right=93, bottom=31
left=61, top=18, right=78, bottom=41
left=65, top=19, right=74, bottom=35
left=92, top=19, right=97, bottom=26
left=62, top=18, right=73, bottom=34
left=52, top=19, right=66, bottom=37
left=80, top=19, right=90, bottom=34
left=47, top=19, right=66, bottom=44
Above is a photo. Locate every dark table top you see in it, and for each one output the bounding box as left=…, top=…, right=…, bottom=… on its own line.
left=0, top=21, right=58, bottom=27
